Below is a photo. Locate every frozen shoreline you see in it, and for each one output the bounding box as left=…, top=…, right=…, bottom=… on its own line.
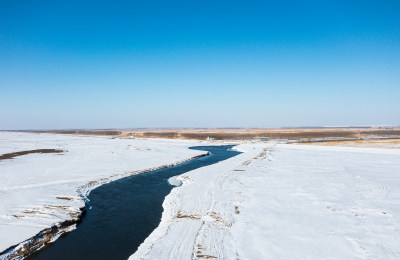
left=0, top=132, right=207, bottom=258
left=130, top=143, right=400, bottom=259
left=130, top=143, right=268, bottom=259
left=2, top=132, right=400, bottom=259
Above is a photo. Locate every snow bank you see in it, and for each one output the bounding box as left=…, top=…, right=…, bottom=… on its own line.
left=130, top=143, right=400, bottom=259
left=0, top=132, right=206, bottom=256
left=130, top=143, right=267, bottom=259
left=168, top=176, right=183, bottom=187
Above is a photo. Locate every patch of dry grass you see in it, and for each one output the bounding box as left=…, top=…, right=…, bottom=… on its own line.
left=299, top=138, right=400, bottom=149
left=20, top=127, right=400, bottom=141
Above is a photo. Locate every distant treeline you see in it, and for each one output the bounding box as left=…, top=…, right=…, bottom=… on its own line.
left=142, top=132, right=178, bottom=138
left=18, top=128, right=400, bottom=140
left=26, top=130, right=121, bottom=136
left=361, top=129, right=400, bottom=136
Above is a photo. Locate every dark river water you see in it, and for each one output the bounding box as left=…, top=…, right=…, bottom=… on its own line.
left=29, top=145, right=241, bottom=260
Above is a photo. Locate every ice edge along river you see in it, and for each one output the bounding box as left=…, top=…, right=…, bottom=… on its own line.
left=130, top=143, right=400, bottom=260
left=0, top=132, right=209, bottom=258
left=130, top=143, right=267, bottom=259
left=2, top=132, right=400, bottom=259
left=28, top=145, right=240, bottom=260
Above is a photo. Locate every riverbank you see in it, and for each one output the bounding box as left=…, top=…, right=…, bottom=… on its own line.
left=130, top=143, right=400, bottom=259
left=29, top=146, right=239, bottom=260
left=3, top=132, right=400, bottom=259
left=130, top=143, right=268, bottom=259
left=0, top=132, right=208, bottom=259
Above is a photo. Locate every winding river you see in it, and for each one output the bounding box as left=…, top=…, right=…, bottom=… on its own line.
left=29, top=145, right=241, bottom=260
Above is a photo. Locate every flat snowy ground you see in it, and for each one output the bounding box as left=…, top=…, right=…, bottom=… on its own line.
left=2, top=132, right=400, bottom=259
left=0, top=132, right=206, bottom=254
left=131, top=143, right=400, bottom=260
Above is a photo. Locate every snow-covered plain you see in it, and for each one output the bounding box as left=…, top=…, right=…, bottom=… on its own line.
left=130, top=143, right=400, bottom=259
left=0, top=132, right=206, bottom=256
left=2, top=131, right=400, bottom=259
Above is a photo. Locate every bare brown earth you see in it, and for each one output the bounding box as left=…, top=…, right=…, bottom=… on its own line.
left=118, top=128, right=400, bottom=141
left=0, top=149, right=64, bottom=161
left=8, top=127, right=400, bottom=142
left=298, top=138, right=400, bottom=149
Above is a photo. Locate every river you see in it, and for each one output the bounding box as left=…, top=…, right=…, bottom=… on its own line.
left=29, top=145, right=240, bottom=260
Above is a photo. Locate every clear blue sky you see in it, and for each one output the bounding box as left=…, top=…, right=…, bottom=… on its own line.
left=1, top=1, right=399, bottom=129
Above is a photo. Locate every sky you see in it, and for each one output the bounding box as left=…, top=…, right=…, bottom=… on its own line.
left=1, top=0, right=399, bottom=129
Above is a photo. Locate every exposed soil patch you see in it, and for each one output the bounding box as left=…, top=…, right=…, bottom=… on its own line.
left=56, top=197, right=73, bottom=201
left=196, top=254, right=217, bottom=259
left=234, top=206, right=240, bottom=215
left=298, top=138, right=400, bottom=148
left=176, top=211, right=201, bottom=220
left=0, top=149, right=64, bottom=161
